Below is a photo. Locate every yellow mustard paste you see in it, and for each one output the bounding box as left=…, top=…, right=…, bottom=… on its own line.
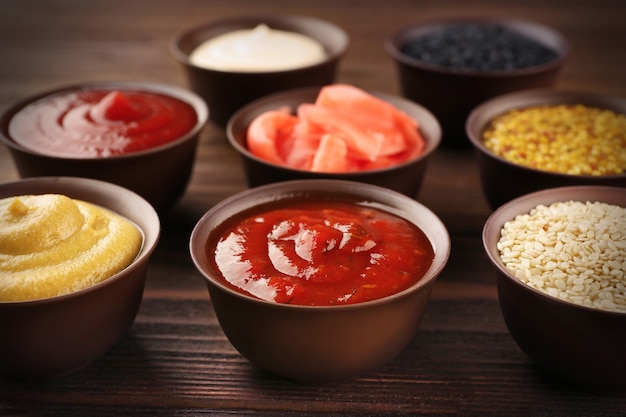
left=0, top=194, right=143, bottom=302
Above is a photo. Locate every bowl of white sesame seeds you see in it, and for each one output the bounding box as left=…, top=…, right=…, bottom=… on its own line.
left=482, top=185, right=626, bottom=389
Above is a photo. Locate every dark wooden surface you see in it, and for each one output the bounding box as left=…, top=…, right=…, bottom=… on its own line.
left=1, top=0, right=625, bottom=415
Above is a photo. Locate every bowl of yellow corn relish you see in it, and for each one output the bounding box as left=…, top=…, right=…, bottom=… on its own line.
left=0, top=176, right=160, bottom=379
left=467, top=89, right=626, bottom=208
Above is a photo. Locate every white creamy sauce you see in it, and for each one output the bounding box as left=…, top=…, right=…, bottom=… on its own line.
left=189, top=24, right=326, bottom=72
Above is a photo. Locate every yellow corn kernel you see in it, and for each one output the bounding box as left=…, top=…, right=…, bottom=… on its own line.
left=482, top=104, right=626, bottom=175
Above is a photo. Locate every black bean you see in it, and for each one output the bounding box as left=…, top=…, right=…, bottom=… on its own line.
left=400, top=23, right=559, bottom=72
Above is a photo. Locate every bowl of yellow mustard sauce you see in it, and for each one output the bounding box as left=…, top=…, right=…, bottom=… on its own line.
left=466, top=89, right=626, bottom=209
left=0, top=176, right=160, bottom=379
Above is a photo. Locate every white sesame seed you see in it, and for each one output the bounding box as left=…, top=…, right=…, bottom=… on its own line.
left=498, top=200, right=626, bottom=312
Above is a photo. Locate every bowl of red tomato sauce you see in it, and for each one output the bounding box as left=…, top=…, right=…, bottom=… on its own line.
left=190, top=179, right=451, bottom=381
left=226, top=84, right=441, bottom=199
left=0, top=81, right=208, bottom=211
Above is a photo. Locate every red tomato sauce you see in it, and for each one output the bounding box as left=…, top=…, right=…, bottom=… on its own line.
left=207, top=199, right=434, bottom=306
left=8, top=89, right=198, bottom=157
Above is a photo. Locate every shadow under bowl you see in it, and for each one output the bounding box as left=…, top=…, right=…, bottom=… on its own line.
left=226, top=87, right=441, bottom=198
left=386, top=17, right=569, bottom=147
left=170, top=14, right=349, bottom=127
left=483, top=185, right=626, bottom=389
left=190, top=179, right=450, bottom=381
left=0, top=176, right=160, bottom=379
left=0, top=81, right=208, bottom=212
left=467, top=89, right=626, bottom=209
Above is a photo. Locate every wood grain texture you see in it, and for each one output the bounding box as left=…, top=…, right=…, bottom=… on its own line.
left=1, top=0, right=625, bottom=415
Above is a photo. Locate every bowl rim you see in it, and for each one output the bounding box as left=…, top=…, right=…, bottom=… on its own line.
left=0, top=176, right=161, bottom=306
left=225, top=85, right=442, bottom=176
left=385, top=17, right=570, bottom=78
left=169, top=13, right=350, bottom=75
left=482, top=184, right=626, bottom=316
left=190, top=179, right=451, bottom=311
left=466, top=88, right=626, bottom=179
left=0, top=80, right=209, bottom=161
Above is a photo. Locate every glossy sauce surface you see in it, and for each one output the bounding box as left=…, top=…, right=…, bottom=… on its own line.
left=9, top=89, right=198, bottom=158
left=207, top=199, right=434, bottom=306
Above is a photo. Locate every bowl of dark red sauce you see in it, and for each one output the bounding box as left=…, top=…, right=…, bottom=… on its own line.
left=189, top=179, right=450, bottom=381
left=385, top=18, right=569, bottom=147
left=0, top=81, right=208, bottom=211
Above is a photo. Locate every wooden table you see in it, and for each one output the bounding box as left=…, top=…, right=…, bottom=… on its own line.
left=1, top=1, right=625, bottom=415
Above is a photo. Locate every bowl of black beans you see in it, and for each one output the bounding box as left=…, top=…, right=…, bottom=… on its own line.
left=385, top=18, right=569, bottom=147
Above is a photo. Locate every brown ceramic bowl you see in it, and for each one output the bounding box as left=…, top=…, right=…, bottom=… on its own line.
left=190, top=179, right=450, bottom=381
left=483, top=185, right=626, bottom=389
left=0, top=176, right=160, bottom=379
left=0, top=81, right=208, bottom=212
left=467, top=89, right=626, bottom=209
left=386, top=18, right=569, bottom=147
left=170, top=14, right=349, bottom=127
left=226, top=86, right=441, bottom=198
